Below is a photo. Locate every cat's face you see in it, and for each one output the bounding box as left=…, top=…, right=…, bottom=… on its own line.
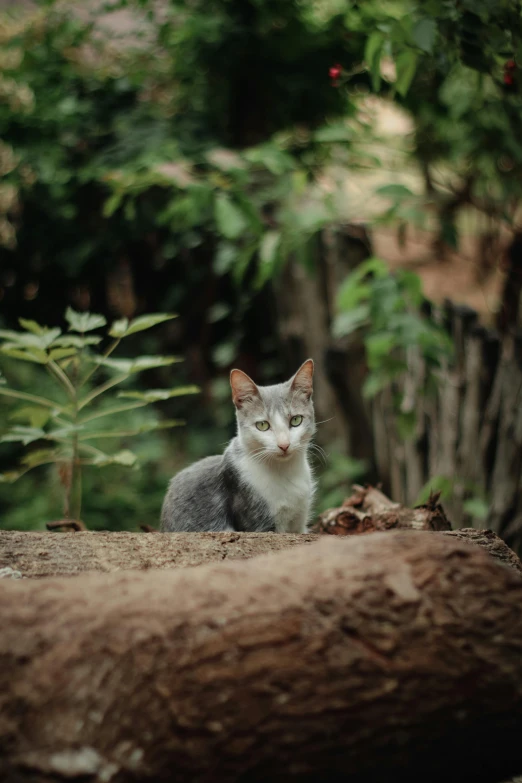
left=230, top=360, right=315, bottom=461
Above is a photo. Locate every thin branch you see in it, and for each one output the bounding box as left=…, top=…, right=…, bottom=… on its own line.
left=78, top=338, right=121, bottom=389
left=78, top=400, right=148, bottom=424
left=79, top=429, right=153, bottom=440
left=77, top=374, right=130, bottom=411
left=0, top=388, right=71, bottom=415
left=78, top=443, right=110, bottom=458
left=46, top=361, right=76, bottom=401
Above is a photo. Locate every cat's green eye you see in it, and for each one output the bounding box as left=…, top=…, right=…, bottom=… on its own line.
left=256, top=420, right=270, bottom=431
left=290, top=415, right=303, bottom=427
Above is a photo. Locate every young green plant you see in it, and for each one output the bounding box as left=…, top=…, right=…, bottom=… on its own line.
left=0, top=308, right=199, bottom=523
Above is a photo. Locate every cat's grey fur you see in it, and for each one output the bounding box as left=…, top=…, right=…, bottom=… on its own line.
left=160, top=359, right=316, bottom=532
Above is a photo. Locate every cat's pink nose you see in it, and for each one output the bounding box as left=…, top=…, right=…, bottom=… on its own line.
left=278, top=442, right=289, bottom=453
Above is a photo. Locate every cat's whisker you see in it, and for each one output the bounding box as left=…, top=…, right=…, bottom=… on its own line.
left=309, top=443, right=328, bottom=466
left=315, top=417, right=335, bottom=426
left=314, top=445, right=329, bottom=463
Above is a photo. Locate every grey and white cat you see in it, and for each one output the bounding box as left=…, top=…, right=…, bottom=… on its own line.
left=160, top=359, right=316, bottom=533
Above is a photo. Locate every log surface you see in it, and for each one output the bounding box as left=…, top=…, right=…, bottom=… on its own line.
left=1, top=531, right=522, bottom=783
left=0, top=530, right=318, bottom=577
left=1, top=526, right=520, bottom=578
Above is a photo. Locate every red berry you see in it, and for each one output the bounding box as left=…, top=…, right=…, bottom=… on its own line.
left=504, top=73, right=514, bottom=86
left=329, top=64, right=342, bottom=80
left=506, top=59, right=516, bottom=70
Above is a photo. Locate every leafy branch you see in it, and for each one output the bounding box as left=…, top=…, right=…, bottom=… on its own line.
left=0, top=309, right=199, bottom=523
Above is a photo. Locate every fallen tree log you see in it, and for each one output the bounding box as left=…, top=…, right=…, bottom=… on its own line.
left=1, top=531, right=522, bottom=783
left=0, top=525, right=520, bottom=577
left=0, top=530, right=318, bottom=577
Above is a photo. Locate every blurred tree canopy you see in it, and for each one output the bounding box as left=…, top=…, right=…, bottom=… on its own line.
left=362, top=0, right=522, bottom=257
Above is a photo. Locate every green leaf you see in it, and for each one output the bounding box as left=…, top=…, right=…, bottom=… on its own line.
left=365, top=31, right=384, bottom=91
left=366, top=332, right=397, bottom=367
left=365, top=31, right=384, bottom=68
left=412, top=18, right=437, bottom=53
left=16, top=323, right=61, bottom=349
left=243, top=144, right=296, bottom=175
left=256, top=230, right=282, bottom=288
left=463, top=497, right=489, bottom=520
left=0, top=426, right=46, bottom=446
left=362, top=373, right=391, bottom=399
left=0, top=386, right=69, bottom=412
left=214, top=193, right=248, bottom=240
left=108, top=318, right=130, bottom=338
left=48, top=347, right=78, bottom=362
left=231, top=243, right=256, bottom=285
left=0, top=330, right=24, bottom=342
left=213, top=243, right=238, bottom=275
left=0, top=346, right=49, bottom=364
left=65, top=308, right=107, bottom=333
left=0, top=470, right=23, bottom=483
left=336, top=257, right=388, bottom=311
left=212, top=341, right=236, bottom=368
left=52, top=335, right=103, bottom=348
left=18, top=318, right=48, bottom=335
left=313, top=124, right=353, bottom=143
left=20, top=448, right=57, bottom=467
left=331, top=305, right=370, bottom=338
left=260, top=230, right=281, bottom=265
left=9, top=406, right=51, bottom=428
left=103, top=191, right=124, bottom=218
left=207, top=303, right=231, bottom=323
left=376, top=184, right=415, bottom=199
left=118, top=386, right=200, bottom=402
left=89, top=355, right=182, bottom=373
left=91, top=449, right=138, bottom=467
left=396, top=410, right=416, bottom=440
left=108, top=313, right=177, bottom=338
left=398, top=270, right=423, bottom=306
left=416, top=476, right=454, bottom=505
left=395, top=50, right=418, bottom=97
left=48, top=424, right=86, bottom=439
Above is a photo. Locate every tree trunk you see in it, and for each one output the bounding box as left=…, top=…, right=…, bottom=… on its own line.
left=274, top=225, right=375, bottom=468
left=497, top=231, right=522, bottom=333
left=0, top=531, right=522, bottom=783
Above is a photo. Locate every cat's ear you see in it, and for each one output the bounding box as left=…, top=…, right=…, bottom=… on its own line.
left=290, top=358, right=314, bottom=400
left=230, top=369, right=260, bottom=409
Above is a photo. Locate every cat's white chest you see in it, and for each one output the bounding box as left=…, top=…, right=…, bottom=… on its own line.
left=241, top=456, right=313, bottom=533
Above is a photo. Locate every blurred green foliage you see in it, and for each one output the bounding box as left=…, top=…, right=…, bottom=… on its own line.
left=0, top=0, right=520, bottom=529
left=333, top=257, right=453, bottom=408
left=359, top=0, right=522, bottom=245
left=0, top=0, right=366, bottom=528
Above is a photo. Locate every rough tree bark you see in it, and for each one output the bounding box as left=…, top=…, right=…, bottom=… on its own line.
left=0, top=525, right=520, bottom=577
left=312, top=484, right=452, bottom=535
left=0, top=532, right=522, bottom=783
left=0, top=530, right=318, bottom=578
